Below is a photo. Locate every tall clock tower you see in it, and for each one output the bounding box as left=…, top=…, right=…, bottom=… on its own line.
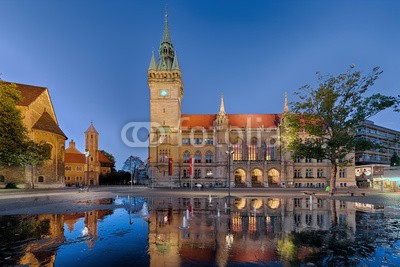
left=148, top=9, right=183, bottom=187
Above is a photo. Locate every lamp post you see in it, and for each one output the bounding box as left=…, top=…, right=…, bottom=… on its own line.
left=130, top=156, right=133, bottom=188
left=225, top=144, right=234, bottom=200
left=84, top=151, right=90, bottom=186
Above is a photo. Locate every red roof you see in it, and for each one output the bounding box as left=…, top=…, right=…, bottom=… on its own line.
left=32, top=111, right=67, bottom=138
left=65, top=153, right=86, bottom=164
left=5, top=82, right=47, bottom=106
left=181, top=114, right=281, bottom=129
left=228, top=114, right=281, bottom=128
left=99, top=151, right=113, bottom=164
left=181, top=114, right=216, bottom=129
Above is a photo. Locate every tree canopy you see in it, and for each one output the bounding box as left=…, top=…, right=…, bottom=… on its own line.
left=283, top=66, right=399, bottom=193
left=0, top=81, right=28, bottom=165
left=391, top=152, right=400, bottom=167
left=0, top=81, right=51, bottom=168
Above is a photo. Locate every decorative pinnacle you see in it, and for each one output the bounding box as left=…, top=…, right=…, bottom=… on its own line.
left=284, top=92, right=289, bottom=112
left=219, top=93, right=226, bottom=115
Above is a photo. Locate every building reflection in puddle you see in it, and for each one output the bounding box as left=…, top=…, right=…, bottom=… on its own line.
left=1, top=196, right=399, bottom=266
left=146, top=196, right=360, bottom=266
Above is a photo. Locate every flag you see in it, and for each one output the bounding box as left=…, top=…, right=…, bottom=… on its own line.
left=169, top=158, right=173, bottom=176
left=189, top=158, right=194, bottom=176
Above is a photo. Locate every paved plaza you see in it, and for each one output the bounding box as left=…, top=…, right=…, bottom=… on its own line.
left=0, top=186, right=399, bottom=215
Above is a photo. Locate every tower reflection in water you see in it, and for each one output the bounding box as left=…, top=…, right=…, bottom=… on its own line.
left=147, top=196, right=360, bottom=266
left=1, top=196, right=398, bottom=266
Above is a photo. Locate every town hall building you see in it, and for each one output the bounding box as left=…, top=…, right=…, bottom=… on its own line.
left=148, top=11, right=355, bottom=189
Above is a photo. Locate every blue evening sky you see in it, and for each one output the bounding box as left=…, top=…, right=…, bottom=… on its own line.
left=1, top=0, right=399, bottom=168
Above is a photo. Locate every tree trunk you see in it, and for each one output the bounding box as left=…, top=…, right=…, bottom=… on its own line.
left=329, top=161, right=337, bottom=196
left=330, top=199, right=337, bottom=225
left=31, top=164, right=35, bottom=189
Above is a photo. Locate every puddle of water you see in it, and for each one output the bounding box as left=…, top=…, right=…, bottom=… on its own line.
left=1, top=196, right=400, bottom=266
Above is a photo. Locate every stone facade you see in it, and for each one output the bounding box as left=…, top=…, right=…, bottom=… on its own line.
left=64, top=123, right=113, bottom=186
left=0, top=82, right=67, bottom=188
left=148, top=11, right=356, bottom=189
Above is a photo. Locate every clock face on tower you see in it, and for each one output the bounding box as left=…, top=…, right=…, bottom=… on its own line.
left=160, top=89, right=168, bottom=97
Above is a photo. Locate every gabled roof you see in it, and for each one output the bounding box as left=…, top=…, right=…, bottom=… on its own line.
left=65, top=153, right=86, bottom=164
left=181, top=114, right=217, bottom=129
left=99, top=151, right=113, bottom=164
left=7, top=82, right=47, bottom=106
left=32, top=111, right=67, bottom=138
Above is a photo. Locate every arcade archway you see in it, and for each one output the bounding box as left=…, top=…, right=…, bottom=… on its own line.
left=234, top=169, right=246, bottom=186
left=267, top=169, right=280, bottom=186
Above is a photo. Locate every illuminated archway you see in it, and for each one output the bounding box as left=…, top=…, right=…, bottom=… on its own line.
left=234, top=169, right=246, bottom=185
left=234, top=198, right=246, bottom=210
left=268, top=168, right=280, bottom=185
left=251, top=169, right=263, bottom=185
left=251, top=198, right=263, bottom=209
left=267, top=198, right=280, bottom=209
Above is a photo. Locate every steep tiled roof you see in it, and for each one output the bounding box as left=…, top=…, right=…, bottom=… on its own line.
left=181, top=114, right=217, bottom=129
left=99, top=151, right=113, bottom=164
left=180, top=114, right=282, bottom=129
left=228, top=114, right=281, bottom=128
left=65, top=153, right=86, bottom=164
left=32, top=111, right=67, bottom=138
left=85, top=122, right=99, bottom=134
left=9, top=82, right=47, bottom=106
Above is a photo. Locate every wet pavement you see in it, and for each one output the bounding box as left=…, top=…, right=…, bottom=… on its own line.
left=1, top=193, right=400, bottom=266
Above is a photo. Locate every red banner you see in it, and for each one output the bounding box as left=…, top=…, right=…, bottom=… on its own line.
left=169, top=158, right=173, bottom=176
left=189, top=158, right=194, bottom=176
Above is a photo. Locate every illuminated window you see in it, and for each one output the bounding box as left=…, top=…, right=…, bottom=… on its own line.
left=248, top=137, right=257, bottom=161
left=233, top=144, right=242, bottom=161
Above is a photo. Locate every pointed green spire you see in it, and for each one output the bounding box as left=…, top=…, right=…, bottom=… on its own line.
left=172, top=52, right=180, bottom=70
left=162, top=4, right=172, bottom=44
left=149, top=51, right=158, bottom=70
left=158, top=4, right=175, bottom=70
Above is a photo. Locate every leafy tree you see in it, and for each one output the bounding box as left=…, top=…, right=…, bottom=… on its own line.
left=391, top=152, right=400, bottom=166
left=18, top=140, right=51, bottom=188
left=283, top=66, right=399, bottom=194
left=0, top=81, right=28, bottom=166
left=99, top=149, right=116, bottom=172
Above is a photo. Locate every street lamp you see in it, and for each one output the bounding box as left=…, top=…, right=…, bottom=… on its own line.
left=84, top=151, right=90, bottom=186
left=225, top=144, right=234, bottom=200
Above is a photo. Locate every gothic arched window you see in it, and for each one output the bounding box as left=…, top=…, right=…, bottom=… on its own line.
left=194, top=151, right=202, bottom=163
left=183, top=151, right=190, bottom=163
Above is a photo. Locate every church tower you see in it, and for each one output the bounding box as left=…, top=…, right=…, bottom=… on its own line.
left=85, top=122, right=100, bottom=185
left=148, top=8, right=183, bottom=187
